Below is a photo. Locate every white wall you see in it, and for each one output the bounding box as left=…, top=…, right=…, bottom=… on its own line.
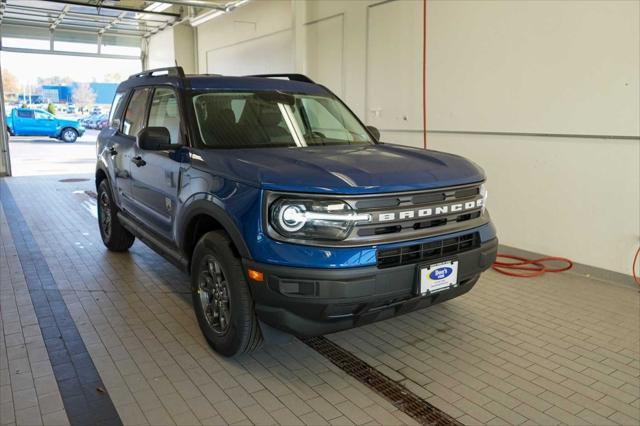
left=425, top=0, right=640, bottom=277
left=196, top=0, right=293, bottom=75
left=187, top=0, right=639, bottom=275
left=147, top=27, right=175, bottom=70
left=427, top=0, right=639, bottom=137
left=146, top=23, right=196, bottom=74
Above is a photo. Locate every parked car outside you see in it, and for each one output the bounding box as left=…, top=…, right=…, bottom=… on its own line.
left=96, top=67, right=497, bottom=356
left=6, top=108, right=85, bottom=142
left=85, top=113, right=108, bottom=129
left=96, top=114, right=109, bottom=129
left=80, top=115, right=91, bottom=127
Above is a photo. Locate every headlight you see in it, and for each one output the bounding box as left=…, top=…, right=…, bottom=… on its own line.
left=479, top=183, right=488, bottom=213
left=270, top=198, right=371, bottom=241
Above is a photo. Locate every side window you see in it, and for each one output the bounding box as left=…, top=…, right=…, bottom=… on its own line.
left=17, top=110, right=34, bottom=119
left=34, top=111, right=50, bottom=120
left=122, top=87, right=151, bottom=137
left=148, top=88, right=182, bottom=144
left=108, top=92, right=126, bottom=128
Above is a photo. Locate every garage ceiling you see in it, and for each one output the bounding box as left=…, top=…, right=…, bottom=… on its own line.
left=0, top=0, right=232, bottom=59
left=0, top=0, right=181, bottom=38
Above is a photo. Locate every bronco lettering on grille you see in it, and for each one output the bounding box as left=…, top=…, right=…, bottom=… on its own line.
left=378, top=199, right=483, bottom=222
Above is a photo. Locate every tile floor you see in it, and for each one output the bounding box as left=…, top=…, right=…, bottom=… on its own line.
left=1, top=175, right=638, bottom=426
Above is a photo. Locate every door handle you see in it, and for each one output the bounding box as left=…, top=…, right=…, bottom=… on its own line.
left=108, top=146, right=118, bottom=156
left=132, top=156, right=146, bottom=167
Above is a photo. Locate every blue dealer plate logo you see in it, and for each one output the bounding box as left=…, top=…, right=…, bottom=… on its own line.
left=429, top=266, right=453, bottom=280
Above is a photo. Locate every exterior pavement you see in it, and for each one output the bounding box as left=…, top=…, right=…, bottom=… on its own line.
left=1, top=173, right=639, bottom=426
left=7, top=130, right=99, bottom=177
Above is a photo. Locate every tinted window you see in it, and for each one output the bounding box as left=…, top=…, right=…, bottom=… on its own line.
left=108, top=92, right=126, bottom=128
left=193, top=92, right=295, bottom=148
left=148, top=88, right=181, bottom=144
left=17, top=110, right=34, bottom=119
left=122, top=88, right=151, bottom=137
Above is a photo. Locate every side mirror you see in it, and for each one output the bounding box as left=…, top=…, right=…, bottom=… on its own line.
left=367, top=125, right=380, bottom=141
left=137, top=127, right=172, bottom=150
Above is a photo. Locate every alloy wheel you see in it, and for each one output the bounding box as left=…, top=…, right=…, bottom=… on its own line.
left=63, top=130, right=76, bottom=142
left=99, top=191, right=112, bottom=239
left=198, top=257, right=231, bottom=334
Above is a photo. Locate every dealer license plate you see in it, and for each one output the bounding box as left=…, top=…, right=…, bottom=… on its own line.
left=419, top=260, right=458, bottom=295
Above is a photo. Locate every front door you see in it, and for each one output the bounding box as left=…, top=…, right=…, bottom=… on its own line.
left=129, top=87, right=187, bottom=240
left=33, top=110, right=57, bottom=136
left=116, top=87, right=152, bottom=212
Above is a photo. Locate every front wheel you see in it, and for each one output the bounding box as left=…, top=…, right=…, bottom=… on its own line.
left=191, top=231, right=262, bottom=356
left=97, top=179, right=135, bottom=251
left=61, top=128, right=78, bottom=143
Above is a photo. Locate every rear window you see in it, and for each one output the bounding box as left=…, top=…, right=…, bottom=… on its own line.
left=17, top=110, right=34, bottom=119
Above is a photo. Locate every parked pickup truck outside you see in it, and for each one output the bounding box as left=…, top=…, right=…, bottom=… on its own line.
left=96, top=67, right=498, bottom=356
left=6, top=107, right=85, bottom=142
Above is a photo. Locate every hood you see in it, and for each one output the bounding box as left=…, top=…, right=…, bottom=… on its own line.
left=192, top=144, right=485, bottom=195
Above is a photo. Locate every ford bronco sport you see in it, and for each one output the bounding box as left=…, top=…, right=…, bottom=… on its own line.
left=96, top=67, right=498, bottom=356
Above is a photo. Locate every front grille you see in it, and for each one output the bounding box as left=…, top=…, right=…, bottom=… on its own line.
left=350, top=183, right=485, bottom=245
left=376, top=233, right=480, bottom=269
left=264, top=183, right=488, bottom=247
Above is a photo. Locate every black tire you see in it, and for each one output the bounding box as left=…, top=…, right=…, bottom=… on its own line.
left=191, top=231, right=262, bottom=357
left=97, top=179, right=135, bottom=252
left=61, top=127, right=78, bottom=143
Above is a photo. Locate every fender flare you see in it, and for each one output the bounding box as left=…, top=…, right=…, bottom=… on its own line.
left=95, top=163, right=111, bottom=189
left=178, top=198, right=252, bottom=260
left=94, top=163, right=122, bottom=207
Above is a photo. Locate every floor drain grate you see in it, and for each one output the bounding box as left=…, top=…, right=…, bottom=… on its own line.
left=59, top=178, right=90, bottom=182
left=301, top=336, right=462, bottom=426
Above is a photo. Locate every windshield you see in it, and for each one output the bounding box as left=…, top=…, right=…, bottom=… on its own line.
left=192, top=92, right=374, bottom=148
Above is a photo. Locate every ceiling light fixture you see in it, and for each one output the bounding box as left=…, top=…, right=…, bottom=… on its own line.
left=144, top=2, right=173, bottom=13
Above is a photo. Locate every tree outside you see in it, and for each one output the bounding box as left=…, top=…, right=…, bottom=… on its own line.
left=2, top=68, right=20, bottom=100
left=72, top=83, right=96, bottom=110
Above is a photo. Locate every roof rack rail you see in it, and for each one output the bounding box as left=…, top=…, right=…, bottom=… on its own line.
left=248, top=74, right=315, bottom=84
left=129, top=66, right=186, bottom=80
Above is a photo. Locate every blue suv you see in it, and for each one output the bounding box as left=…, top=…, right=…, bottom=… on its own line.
left=96, top=67, right=497, bottom=356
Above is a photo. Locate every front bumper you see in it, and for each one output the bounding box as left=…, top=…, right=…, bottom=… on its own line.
left=245, top=237, right=498, bottom=336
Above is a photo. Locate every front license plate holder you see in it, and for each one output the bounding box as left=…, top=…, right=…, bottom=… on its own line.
left=418, top=260, right=459, bottom=295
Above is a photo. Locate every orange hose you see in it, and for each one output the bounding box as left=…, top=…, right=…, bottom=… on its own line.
left=492, top=253, right=573, bottom=278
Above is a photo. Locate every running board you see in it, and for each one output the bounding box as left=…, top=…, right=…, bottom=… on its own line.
left=117, top=211, right=189, bottom=273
